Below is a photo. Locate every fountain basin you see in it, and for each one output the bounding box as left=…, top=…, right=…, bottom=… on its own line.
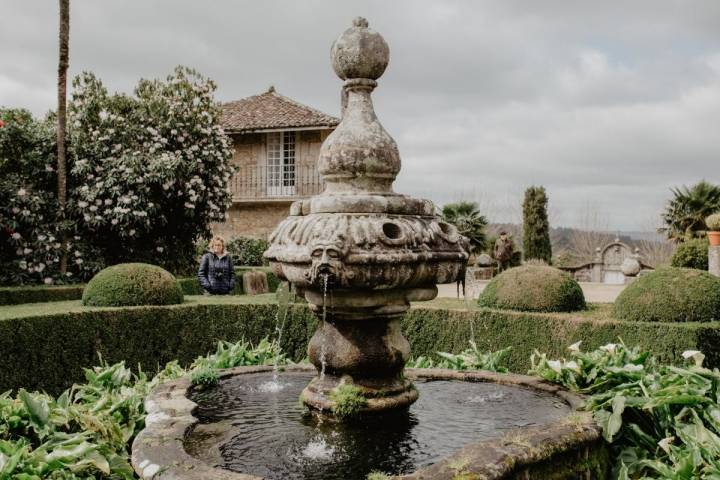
left=132, top=365, right=609, bottom=480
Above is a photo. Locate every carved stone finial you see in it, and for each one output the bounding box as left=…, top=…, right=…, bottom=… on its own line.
left=331, top=17, right=389, bottom=81
left=319, top=18, right=399, bottom=194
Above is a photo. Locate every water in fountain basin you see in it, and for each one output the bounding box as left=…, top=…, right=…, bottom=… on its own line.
left=259, top=282, right=292, bottom=393
left=185, top=371, right=571, bottom=480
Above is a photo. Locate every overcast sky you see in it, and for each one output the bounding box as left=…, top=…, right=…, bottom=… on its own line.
left=2, top=1, right=719, bottom=231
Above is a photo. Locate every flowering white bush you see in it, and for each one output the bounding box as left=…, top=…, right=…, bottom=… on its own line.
left=0, top=109, right=95, bottom=284
left=68, top=66, right=234, bottom=272
left=1, top=67, right=234, bottom=284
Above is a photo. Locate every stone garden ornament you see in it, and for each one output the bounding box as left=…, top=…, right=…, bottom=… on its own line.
left=264, top=17, right=468, bottom=413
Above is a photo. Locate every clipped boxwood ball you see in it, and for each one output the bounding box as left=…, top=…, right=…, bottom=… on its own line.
left=613, top=267, right=720, bottom=323
left=82, top=263, right=184, bottom=307
left=479, top=265, right=586, bottom=312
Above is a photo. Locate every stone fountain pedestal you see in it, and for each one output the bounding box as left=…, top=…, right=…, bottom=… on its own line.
left=264, top=17, right=468, bottom=414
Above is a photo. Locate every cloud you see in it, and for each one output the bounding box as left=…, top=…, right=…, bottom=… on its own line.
left=2, top=0, right=719, bottom=230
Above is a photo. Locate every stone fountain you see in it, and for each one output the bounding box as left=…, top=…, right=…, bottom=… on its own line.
left=132, top=18, right=609, bottom=480
left=264, top=17, right=468, bottom=413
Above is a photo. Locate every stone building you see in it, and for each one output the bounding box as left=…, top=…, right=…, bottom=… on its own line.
left=213, top=87, right=339, bottom=238
left=559, top=239, right=653, bottom=284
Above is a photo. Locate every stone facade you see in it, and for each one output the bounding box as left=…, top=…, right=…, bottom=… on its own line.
left=212, top=126, right=335, bottom=239
left=560, top=239, right=653, bottom=284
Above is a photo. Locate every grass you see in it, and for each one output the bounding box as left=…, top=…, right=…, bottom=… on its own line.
left=0, top=293, right=277, bottom=321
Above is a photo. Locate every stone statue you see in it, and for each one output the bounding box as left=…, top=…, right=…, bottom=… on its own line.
left=494, top=231, right=515, bottom=272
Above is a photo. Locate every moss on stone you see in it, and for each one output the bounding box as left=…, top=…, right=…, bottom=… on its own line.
left=329, top=384, right=367, bottom=418
left=478, top=265, right=586, bottom=313
left=82, top=263, right=184, bottom=307
left=613, top=267, right=720, bottom=323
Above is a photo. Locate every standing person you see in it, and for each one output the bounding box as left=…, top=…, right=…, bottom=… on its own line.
left=493, top=231, right=514, bottom=273
left=198, top=236, right=236, bottom=295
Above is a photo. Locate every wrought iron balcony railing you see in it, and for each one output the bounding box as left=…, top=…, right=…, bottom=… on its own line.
left=230, top=164, right=325, bottom=201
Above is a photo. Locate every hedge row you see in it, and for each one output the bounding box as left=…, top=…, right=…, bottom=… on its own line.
left=0, top=285, right=85, bottom=306
left=0, top=299, right=315, bottom=394
left=0, top=267, right=280, bottom=305
left=2, top=299, right=719, bottom=394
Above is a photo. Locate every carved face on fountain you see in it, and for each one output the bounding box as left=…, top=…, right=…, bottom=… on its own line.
left=306, top=234, right=348, bottom=287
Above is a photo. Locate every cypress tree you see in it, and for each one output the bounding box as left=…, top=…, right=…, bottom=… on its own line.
left=522, top=186, right=552, bottom=263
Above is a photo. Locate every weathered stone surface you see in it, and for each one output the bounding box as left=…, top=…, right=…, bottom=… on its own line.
left=264, top=18, right=469, bottom=413
left=133, top=366, right=607, bottom=479
left=242, top=270, right=269, bottom=295
left=710, top=245, right=720, bottom=277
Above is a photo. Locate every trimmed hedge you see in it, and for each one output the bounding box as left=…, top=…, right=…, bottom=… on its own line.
left=613, top=267, right=720, bottom=323
left=670, top=238, right=708, bottom=270
left=2, top=298, right=720, bottom=394
left=0, top=267, right=280, bottom=305
left=82, top=263, right=184, bottom=307
left=0, top=285, right=85, bottom=306
left=479, top=265, right=586, bottom=312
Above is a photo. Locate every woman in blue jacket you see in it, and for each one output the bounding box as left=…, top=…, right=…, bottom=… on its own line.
left=198, top=236, right=236, bottom=295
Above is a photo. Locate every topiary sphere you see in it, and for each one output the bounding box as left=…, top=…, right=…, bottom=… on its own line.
left=478, top=265, right=586, bottom=312
left=613, top=267, right=720, bottom=323
left=82, top=263, right=184, bottom=307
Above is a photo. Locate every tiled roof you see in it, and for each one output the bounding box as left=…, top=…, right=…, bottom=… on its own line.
left=221, top=87, right=339, bottom=133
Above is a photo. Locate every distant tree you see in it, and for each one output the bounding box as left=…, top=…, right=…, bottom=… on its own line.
left=662, top=180, right=720, bottom=242
left=441, top=201, right=488, bottom=254
left=522, top=186, right=552, bottom=263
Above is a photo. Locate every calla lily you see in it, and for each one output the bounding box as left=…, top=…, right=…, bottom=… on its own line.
left=568, top=341, right=582, bottom=353
left=681, top=350, right=705, bottom=367
left=547, top=360, right=562, bottom=373
left=600, top=343, right=617, bottom=353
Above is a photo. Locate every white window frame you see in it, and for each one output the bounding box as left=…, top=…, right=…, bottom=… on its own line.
left=266, top=131, right=296, bottom=196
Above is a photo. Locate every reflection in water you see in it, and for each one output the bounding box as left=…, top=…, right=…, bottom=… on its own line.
left=185, top=372, right=569, bottom=480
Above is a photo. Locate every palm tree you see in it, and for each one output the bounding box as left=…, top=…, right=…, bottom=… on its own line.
left=57, top=0, right=69, bottom=273
left=662, top=180, right=720, bottom=242
left=441, top=201, right=488, bottom=254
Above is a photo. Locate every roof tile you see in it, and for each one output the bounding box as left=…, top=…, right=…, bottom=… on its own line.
left=221, top=88, right=339, bottom=132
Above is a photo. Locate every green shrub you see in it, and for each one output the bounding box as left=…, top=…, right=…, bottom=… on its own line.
left=82, top=263, right=184, bottom=307
left=613, top=267, right=720, bottom=323
left=191, top=367, right=219, bottom=387
left=0, top=284, right=84, bottom=305
left=478, top=265, right=586, bottom=312
left=706, top=213, right=720, bottom=231
left=670, top=237, right=709, bottom=270
left=226, top=236, right=269, bottom=266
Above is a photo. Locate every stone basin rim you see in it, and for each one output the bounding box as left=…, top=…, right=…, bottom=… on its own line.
left=131, top=365, right=602, bottom=480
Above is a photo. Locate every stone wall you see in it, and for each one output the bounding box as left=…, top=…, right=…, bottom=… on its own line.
left=710, top=245, right=720, bottom=277
left=212, top=201, right=291, bottom=239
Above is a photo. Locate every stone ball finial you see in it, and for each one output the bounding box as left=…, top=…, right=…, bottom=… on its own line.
left=621, top=258, right=642, bottom=277
left=331, top=17, right=389, bottom=81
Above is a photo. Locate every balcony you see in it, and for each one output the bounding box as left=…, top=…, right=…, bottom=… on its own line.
left=230, top=164, right=324, bottom=202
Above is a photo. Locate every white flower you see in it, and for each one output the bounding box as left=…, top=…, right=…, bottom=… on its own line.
left=156, top=246, right=164, bottom=252
left=74, top=250, right=82, bottom=257
left=682, top=350, right=705, bottom=367
left=129, top=229, right=136, bottom=236
left=600, top=343, right=617, bottom=354
left=184, top=202, right=195, bottom=209
left=17, top=188, right=27, bottom=196
left=37, top=235, right=47, bottom=241
left=547, top=360, right=562, bottom=373
left=568, top=341, right=582, bottom=354
left=19, top=261, right=27, bottom=270
left=23, top=248, right=32, bottom=255
left=37, top=263, right=45, bottom=272
left=111, top=218, right=119, bottom=225
left=66, top=272, right=73, bottom=277
left=44, top=277, right=53, bottom=285
left=89, top=205, right=98, bottom=212
left=78, top=201, right=89, bottom=208
left=658, top=437, right=675, bottom=455
left=11, top=232, right=21, bottom=240
left=565, top=360, right=580, bottom=372
left=75, top=258, right=84, bottom=265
